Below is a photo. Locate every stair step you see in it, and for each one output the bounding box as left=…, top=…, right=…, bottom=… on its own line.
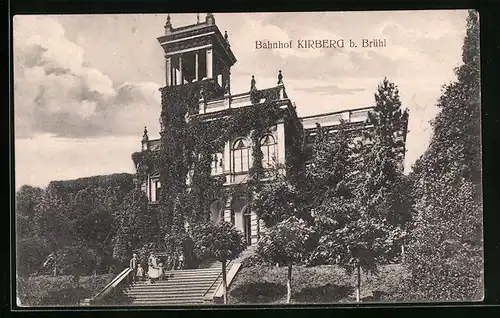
left=129, top=280, right=216, bottom=286
left=126, top=294, right=205, bottom=300
left=130, top=278, right=219, bottom=285
left=127, top=283, right=214, bottom=290
left=163, top=268, right=222, bottom=274
left=135, top=277, right=219, bottom=283
left=129, top=300, right=205, bottom=305
left=165, top=269, right=223, bottom=273
left=125, top=289, right=209, bottom=296
left=158, top=274, right=222, bottom=279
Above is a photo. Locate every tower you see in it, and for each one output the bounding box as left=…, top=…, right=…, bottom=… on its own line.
left=157, top=13, right=237, bottom=104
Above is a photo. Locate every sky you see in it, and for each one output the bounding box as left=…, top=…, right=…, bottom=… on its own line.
left=13, top=10, right=470, bottom=189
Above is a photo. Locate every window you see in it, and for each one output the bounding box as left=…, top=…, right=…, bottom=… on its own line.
left=211, top=153, right=224, bottom=175
left=232, top=138, right=250, bottom=173
left=260, top=135, right=276, bottom=169
left=150, top=178, right=159, bottom=202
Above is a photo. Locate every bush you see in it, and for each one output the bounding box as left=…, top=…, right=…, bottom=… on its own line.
left=16, top=274, right=114, bottom=307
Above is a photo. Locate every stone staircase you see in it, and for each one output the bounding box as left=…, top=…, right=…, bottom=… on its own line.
left=116, top=246, right=257, bottom=306
left=121, top=267, right=228, bottom=306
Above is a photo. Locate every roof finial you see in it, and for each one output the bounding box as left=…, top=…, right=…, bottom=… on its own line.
left=197, top=13, right=200, bottom=24
left=165, top=14, right=173, bottom=34
left=277, top=70, right=283, bottom=85
left=143, top=126, right=148, bottom=138
left=206, top=13, right=215, bottom=25
left=250, top=75, right=256, bottom=90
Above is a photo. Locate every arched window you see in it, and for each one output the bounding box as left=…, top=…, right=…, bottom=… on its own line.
left=260, top=135, right=277, bottom=169
left=232, top=138, right=250, bottom=173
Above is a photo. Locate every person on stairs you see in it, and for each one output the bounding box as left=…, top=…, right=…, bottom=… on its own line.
left=136, top=263, right=144, bottom=282
left=129, top=253, right=138, bottom=284
left=148, top=253, right=160, bottom=284
left=166, top=254, right=172, bottom=271
left=172, top=252, right=178, bottom=270
left=178, top=251, right=185, bottom=270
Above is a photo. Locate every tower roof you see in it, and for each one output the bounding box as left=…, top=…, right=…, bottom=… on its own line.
left=157, top=14, right=237, bottom=67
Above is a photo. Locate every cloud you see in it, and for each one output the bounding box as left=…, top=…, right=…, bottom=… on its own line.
left=13, top=15, right=161, bottom=139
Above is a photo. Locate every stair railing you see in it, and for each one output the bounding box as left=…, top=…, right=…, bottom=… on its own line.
left=90, top=267, right=133, bottom=304
left=202, top=261, right=232, bottom=300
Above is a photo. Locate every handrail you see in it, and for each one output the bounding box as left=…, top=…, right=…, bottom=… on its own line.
left=213, top=262, right=242, bottom=301
left=91, top=267, right=132, bottom=303
left=202, top=261, right=231, bottom=299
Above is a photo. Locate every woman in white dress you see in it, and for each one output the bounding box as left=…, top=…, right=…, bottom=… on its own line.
left=148, top=254, right=160, bottom=283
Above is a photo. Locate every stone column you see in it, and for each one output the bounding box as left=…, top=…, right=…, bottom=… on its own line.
left=166, top=56, right=171, bottom=86
left=146, top=175, right=151, bottom=201
left=195, top=51, right=199, bottom=81
left=224, top=140, right=231, bottom=174
left=223, top=197, right=232, bottom=223
left=276, top=122, right=286, bottom=170
left=178, top=55, right=183, bottom=84
left=250, top=210, right=259, bottom=245
left=206, top=48, right=213, bottom=78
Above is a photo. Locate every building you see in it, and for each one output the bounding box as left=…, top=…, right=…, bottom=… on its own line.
left=133, top=14, right=408, bottom=247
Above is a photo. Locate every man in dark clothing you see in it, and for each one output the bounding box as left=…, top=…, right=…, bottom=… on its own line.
left=129, top=253, right=138, bottom=284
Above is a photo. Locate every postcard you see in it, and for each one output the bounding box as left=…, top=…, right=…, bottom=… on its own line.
left=13, top=10, right=482, bottom=307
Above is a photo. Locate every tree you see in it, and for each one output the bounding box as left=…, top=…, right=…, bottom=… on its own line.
left=192, top=221, right=246, bottom=304
left=16, top=235, right=49, bottom=277
left=255, top=216, right=315, bottom=303
left=252, top=168, right=308, bottom=228
left=33, top=191, right=72, bottom=276
left=406, top=170, right=482, bottom=300
left=16, top=185, right=46, bottom=276
left=355, top=78, right=412, bottom=264
left=305, top=120, right=356, bottom=210
left=405, top=10, right=482, bottom=300
left=307, top=91, right=407, bottom=301
left=312, top=194, right=398, bottom=302
left=56, top=243, right=99, bottom=305
left=361, top=78, right=411, bottom=225
left=16, top=185, right=44, bottom=237
left=117, top=189, right=150, bottom=252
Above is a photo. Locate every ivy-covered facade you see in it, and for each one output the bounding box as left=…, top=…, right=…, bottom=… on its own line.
left=131, top=14, right=407, bottom=247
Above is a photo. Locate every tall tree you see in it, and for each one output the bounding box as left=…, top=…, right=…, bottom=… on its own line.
left=192, top=221, right=246, bottom=304
left=255, top=216, right=315, bottom=303
left=405, top=10, right=482, bottom=301
left=360, top=78, right=411, bottom=226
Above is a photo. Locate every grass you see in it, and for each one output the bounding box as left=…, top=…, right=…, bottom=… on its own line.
left=228, top=264, right=409, bottom=304
left=16, top=273, right=115, bottom=307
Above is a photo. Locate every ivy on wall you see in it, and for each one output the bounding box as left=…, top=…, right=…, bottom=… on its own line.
left=131, top=80, right=303, bottom=245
